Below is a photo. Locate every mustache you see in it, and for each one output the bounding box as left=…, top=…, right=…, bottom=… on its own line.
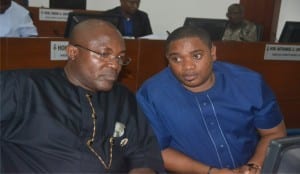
left=182, top=71, right=197, bottom=76
left=98, top=68, right=120, bottom=80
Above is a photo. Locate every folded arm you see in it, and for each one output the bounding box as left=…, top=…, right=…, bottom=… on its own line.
left=238, top=121, right=287, bottom=173
left=162, top=148, right=236, bottom=174
left=129, top=168, right=157, bottom=174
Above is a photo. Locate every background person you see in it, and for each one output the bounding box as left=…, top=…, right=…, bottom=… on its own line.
left=104, top=0, right=152, bottom=38
left=136, top=26, right=286, bottom=174
left=222, top=3, right=257, bottom=42
left=0, top=0, right=38, bottom=37
left=0, top=19, right=164, bottom=173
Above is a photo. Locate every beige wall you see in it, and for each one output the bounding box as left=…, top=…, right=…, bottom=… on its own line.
left=28, top=0, right=238, bottom=37
left=277, top=0, right=300, bottom=41
left=29, top=0, right=299, bottom=39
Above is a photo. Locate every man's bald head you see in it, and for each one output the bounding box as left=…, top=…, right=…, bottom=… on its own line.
left=69, top=19, right=123, bottom=45
left=64, top=19, right=126, bottom=92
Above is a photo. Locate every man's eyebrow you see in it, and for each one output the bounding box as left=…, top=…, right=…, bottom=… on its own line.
left=166, top=52, right=179, bottom=56
left=191, top=49, right=205, bottom=53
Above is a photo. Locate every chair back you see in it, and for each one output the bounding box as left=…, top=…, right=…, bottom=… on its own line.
left=256, top=24, right=264, bottom=41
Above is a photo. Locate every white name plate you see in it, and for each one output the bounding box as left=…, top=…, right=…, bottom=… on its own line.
left=50, top=41, right=69, bottom=60
left=264, top=44, right=300, bottom=61
left=39, top=8, right=73, bottom=22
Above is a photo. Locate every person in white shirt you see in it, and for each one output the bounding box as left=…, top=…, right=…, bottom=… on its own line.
left=0, top=0, right=38, bottom=37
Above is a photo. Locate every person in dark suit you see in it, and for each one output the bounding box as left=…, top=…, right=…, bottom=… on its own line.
left=104, top=0, right=152, bottom=38
left=0, top=19, right=164, bottom=173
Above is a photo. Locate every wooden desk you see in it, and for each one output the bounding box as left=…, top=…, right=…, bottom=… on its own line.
left=1, top=38, right=299, bottom=128
left=29, top=7, right=66, bottom=37
left=28, top=7, right=102, bottom=37
left=0, top=37, right=67, bottom=69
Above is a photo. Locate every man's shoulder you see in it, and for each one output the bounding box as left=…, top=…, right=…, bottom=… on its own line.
left=243, top=20, right=257, bottom=29
left=243, top=19, right=255, bottom=25
left=134, top=9, right=149, bottom=19
left=1, top=68, right=63, bottom=80
left=137, top=9, right=148, bottom=15
left=0, top=69, right=64, bottom=95
left=137, top=67, right=177, bottom=102
left=214, top=61, right=262, bottom=81
left=113, top=82, right=135, bottom=94
left=10, top=1, right=29, bottom=14
left=138, top=67, right=174, bottom=91
left=215, top=61, right=260, bottom=74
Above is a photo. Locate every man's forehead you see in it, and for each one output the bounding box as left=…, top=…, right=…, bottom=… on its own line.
left=126, top=0, right=140, bottom=3
left=228, top=6, right=242, bottom=13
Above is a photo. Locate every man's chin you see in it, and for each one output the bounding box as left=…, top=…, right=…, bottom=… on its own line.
left=95, top=82, right=115, bottom=92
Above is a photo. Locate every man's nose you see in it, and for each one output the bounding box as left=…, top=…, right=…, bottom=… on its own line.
left=182, top=57, right=196, bottom=70
left=131, top=2, right=139, bottom=8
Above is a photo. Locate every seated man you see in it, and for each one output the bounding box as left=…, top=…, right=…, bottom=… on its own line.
left=0, top=0, right=38, bottom=37
left=222, top=3, right=257, bottom=42
left=104, top=0, right=152, bottom=37
left=137, top=25, right=286, bottom=173
left=0, top=19, right=164, bottom=173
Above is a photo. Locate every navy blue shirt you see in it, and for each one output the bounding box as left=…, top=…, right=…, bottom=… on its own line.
left=0, top=68, right=164, bottom=173
left=122, top=17, right=134, bottom=37
left=136, top=61, right=283, bottom=169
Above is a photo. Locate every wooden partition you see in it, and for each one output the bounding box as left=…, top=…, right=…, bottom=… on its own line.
left=0, top=37, right=138, bottom=92
left=137, top=39, right=167, bottom=86
left=0, top=37, right=67, bottom=69
left=1, top=38, right=299, bottom=128
left=118, top=39, right=139, bottom=91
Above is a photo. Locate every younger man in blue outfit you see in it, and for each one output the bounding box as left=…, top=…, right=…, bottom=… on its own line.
left=136, top=26, right=286, bottom=174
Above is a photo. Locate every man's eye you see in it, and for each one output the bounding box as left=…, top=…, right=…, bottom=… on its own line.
left=169, top=56, right=181, bottom=63
left=193, top=53, right=202, bottom=60
left=99, top=52, right=111, bottom=58
left=118, top=55, right=126, bottom=59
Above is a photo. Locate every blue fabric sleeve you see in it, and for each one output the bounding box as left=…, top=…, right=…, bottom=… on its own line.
left=136, top=88, right=171, bottom=150
left=253, top=77, right=284, bottom=129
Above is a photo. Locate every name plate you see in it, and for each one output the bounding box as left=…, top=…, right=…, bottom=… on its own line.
left=50, top=41, right=69, bottom=60
left=39, top=8, right=73, bottom=21
left=264, top=44, right=300, bottom=61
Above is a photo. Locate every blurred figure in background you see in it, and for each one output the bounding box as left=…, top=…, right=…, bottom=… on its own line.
left=104, top=0, right=152, bottom=38
left=222, top=3, right=257, bottom=42
left=0, top=0, right=37, bottom=37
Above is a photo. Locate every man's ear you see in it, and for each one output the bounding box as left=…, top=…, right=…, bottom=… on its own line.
left=226, top=12, right=229, bottom=18
left=211, top=44, right=217, bottom=61
left=66, top=45, right=78, bottom=60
